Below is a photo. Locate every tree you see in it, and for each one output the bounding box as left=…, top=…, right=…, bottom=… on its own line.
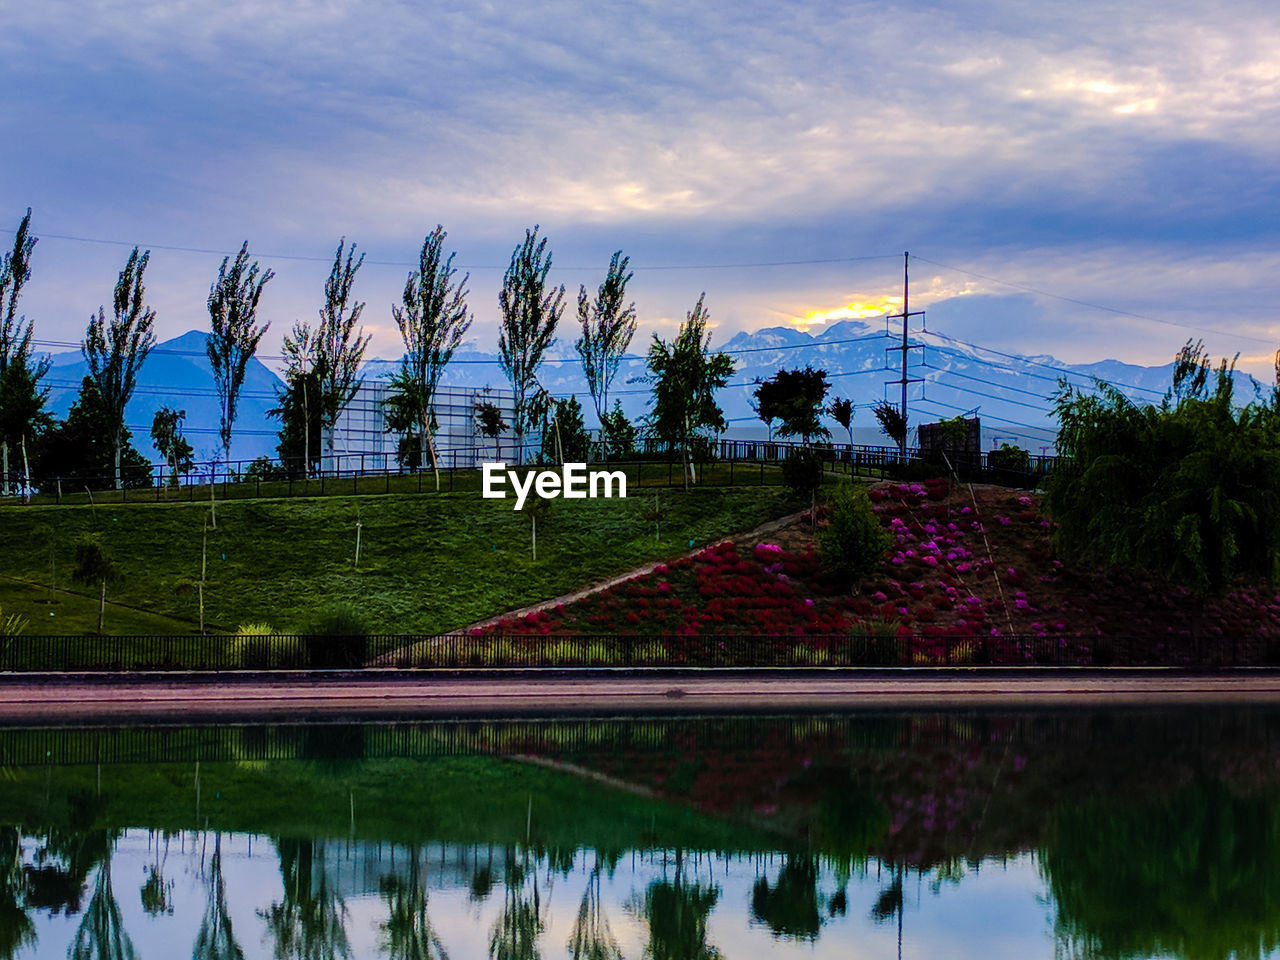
left=33, top=377, right=151, bottom=490
left=872, top=401, right=908, bottom=453
left=817, top=482, right=892, bottom=587
left=498, top=226, right=564, bottom=465
left=474, top=398, right=508, bottom=460
left=754, top=367, right=831, bottom=444
left=207, top=241, right=274, bottom=467
left=0, top=208, right=43, bottom=495
left=150, top=406, right=194, bottom=488
left=540, top=395, right=590, bottom=464
left=829, top=397, right=854, bottom=449
left=385, top=226, right=473, bottom=490
left=72, top=535, right=119, bottom=635
left=272, top=321, right=322, bottom=478
left=315, top=239, right=371, bottom=470
left=599, top=400, right=635, bottom=460
left=1045, top=339, right=1280, bottom=594
left=83, top=247, right=157, bottom=490
left=644, top=293, right=734, bottom=487
left=575, top=250, right=636, bottom=431
left=0, top=335, right=51, bottom=497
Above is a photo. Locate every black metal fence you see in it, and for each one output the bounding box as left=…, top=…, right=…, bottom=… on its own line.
left=0, top=631, right=1272, bottom=672
left=0, top=439, right=1060, bottom=507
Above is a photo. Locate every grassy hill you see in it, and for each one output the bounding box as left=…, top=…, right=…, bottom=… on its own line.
left=0, top=484, right=798, bottom=635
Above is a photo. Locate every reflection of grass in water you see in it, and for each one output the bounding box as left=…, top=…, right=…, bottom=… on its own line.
left=0, top=755, right=772, bottom=854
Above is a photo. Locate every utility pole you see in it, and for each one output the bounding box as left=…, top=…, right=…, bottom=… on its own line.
left=885, top=252, right=925, bottom=458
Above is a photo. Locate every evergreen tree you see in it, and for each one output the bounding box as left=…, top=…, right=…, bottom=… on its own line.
left=207, top=241, right=273, bottom=466
left=150, top=406, right=194, bottom=487
left=83, top=247, right=157, bottom=489
left=270, top=322, right=323, bottom=478
left=34, top=377, right=151, bottom=489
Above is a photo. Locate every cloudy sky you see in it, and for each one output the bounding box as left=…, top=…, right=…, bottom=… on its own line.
left=3, top=0, right=1278, bottom=376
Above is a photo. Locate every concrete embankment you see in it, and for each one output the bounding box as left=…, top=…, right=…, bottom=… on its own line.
left=1, top=670, right=1279, bottom=723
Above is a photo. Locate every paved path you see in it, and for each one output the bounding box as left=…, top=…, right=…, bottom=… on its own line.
left=2, top=673, right=1279, bottom=722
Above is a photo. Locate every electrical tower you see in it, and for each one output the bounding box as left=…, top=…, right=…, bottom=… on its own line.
left=884, top=251, right=925, bottom=457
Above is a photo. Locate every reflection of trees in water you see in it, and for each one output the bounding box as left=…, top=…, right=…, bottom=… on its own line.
left=0, top=826, right=34, bottom=960
left=140, top=829, right=174, bottom=917
left=1044, top=780, right=1280, bottom=960
left=379, top=845, right=448, bottom=960
left=750, top=855, right=822, bottom=941
left=641, top=852, right=722, bottom=960
left=193, top=834, right=244, bottom=960
left=488, top=850, right=543, bottom=960
left=69, top=845, right=138, bottom=960
left=568, top=857, right=622, bottom=960
left=260, top=839, right=351, bottom=960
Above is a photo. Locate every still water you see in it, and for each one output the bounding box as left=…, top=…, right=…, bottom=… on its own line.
left=1, top=708, right=1278, bottom=959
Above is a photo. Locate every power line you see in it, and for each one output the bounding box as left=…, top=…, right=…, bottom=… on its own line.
left=913, top=254, right=1277, bottom=347
left=40, top=231, right=897, bottom=272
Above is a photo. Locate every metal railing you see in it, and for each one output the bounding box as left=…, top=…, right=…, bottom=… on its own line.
left=0, top=631, right=1269, bottom=672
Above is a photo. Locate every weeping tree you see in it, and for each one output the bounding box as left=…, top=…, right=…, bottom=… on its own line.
left=0, top=208, right=47, bottom=496
left=315, top=240, right=370, bottom=472
left=499, top=226, right=564, bottom=465
left=385, top=226, right=473, bottom=489
left=644, top=294, right=734, bottom=488
left=1045, top=339, right=1280, bottom=594
left=83, top=247, right=157, bottom=490
left=575, top=251, right=636, bottom=453
left=72, top=535, right=119, bottom=635
left=207, top=241, right=274, bottom=467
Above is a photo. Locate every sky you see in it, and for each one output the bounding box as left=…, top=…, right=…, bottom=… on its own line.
left=3, top=0, right=1279, bottom=376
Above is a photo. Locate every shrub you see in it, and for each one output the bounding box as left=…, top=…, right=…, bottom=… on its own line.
left=988, top=444, right=1031, bottom=473
left=297, top=605, right=370, bottom=668
left=229, top=623, right=302, bottom=668
left=243, top=456, right=289, bottom=482
left=818, top=483, right=892, bottom=586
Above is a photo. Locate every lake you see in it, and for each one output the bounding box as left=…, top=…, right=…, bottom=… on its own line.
left=1, top=706, right=1277, bottom=958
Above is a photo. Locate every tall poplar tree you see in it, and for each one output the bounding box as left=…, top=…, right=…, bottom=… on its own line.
left=315, top=239, right=370, bottom=470
left=575, top=250, right=637, bottom=443
left=384, top=226, right=472, bottom=489
left=0, top=208, right=46, bottom=495
left=499, top=226, right=564, bottom=465
left=207, top=241, right=274, bottom=467
left=83, top=247, right=157, bottom=490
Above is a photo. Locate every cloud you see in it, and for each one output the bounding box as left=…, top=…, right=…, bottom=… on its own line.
left=3, top=0, right=1278, bottom=373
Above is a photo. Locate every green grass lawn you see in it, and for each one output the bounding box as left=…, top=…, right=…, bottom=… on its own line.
left=0, top=483, right=799, bottom=635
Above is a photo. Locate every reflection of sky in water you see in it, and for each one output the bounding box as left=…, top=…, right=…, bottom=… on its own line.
left=17, top=830, right=1065, bottom=959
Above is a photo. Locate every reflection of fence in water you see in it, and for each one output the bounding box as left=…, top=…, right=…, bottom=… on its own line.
left=0, top=709, right=1264, bottom=769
